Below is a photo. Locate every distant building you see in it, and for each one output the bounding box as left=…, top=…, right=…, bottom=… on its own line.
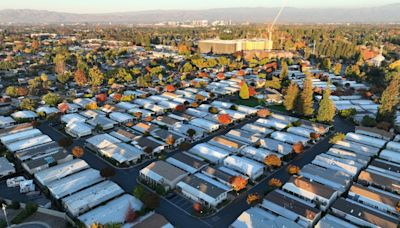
left=198, top=38, right=273, bottom=54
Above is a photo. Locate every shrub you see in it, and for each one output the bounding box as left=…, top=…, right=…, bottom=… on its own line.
left=9, top=200, right=20, bottom=209
left=58, top=137, right=73, bottom=148
left=361, top=115, right=377, bottom=127
left=287, top=165, right=300, bottom=175
left=208, top=106, right=219, bottom=114
left=291, top=120, right=302, bottom=127
left=257, top=109, right=271, bottom=118
left=11, top=202, right=38, bottom=224
left=329, top=132, right=345, bottom=144
left=338, top=108, right=357, bottom=119
left=268, top=178, right=282, bottom=188
left=246, top=193, right=261, bottom=206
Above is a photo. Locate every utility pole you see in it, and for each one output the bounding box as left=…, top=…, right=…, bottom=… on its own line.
left=2, top=203, right=9, bottom=228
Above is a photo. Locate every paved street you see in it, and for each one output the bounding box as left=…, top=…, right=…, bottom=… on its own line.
left=35, top=114, right=355, bottom=228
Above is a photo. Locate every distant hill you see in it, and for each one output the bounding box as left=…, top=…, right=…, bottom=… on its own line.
left=0, top=4, right=399, bottom=24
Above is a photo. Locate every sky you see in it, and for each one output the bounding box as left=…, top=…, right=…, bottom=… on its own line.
left=1, top=0, right=399, bottom=13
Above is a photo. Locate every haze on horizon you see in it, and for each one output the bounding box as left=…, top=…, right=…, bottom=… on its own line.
left=2, top=0, right=400, bottom=14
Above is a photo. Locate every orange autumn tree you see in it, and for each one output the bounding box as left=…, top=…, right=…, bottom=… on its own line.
left=216, top=73, right=225, bottom=80
left=292, top=142, right=305, bottom=154
left=193, top=202, right=203, bottom=213
left=144, top=116, right=153, bottom=122
left=310, top=132, right=321, bottom=141
left=58, top=102, right=69, bottom=113
left=268, top=178, right=282, bottom=188
left=246, top=193, right=261, bottom=205
left=257, top=109, right=271, bottom=118
left=72, top=146, right=84, bottom=158
left=165, top=84, right=176, bottom=92
left=287, top=165, right=300, bottom=175
left=396, top=201, right=400, bottom=213
left=74, top=69, right=87, bottom=87
left=218, top=114, right=233, bottom=125
left=229, top=176, right=248, bottom=192
left=249, top=87, right=257, bottom=97
left=133, top=112, right=142, bottom=119
left=264, top=154, right=282, bottom=168
left=175, top=104, right=186, bottom=112
left=113, top=93, right=122, bottom=101
left=96, top=93, right=107, bottom=102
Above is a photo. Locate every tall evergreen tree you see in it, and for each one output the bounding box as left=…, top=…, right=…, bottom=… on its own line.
left=297, top=75, right=314, bottom=116
left=317, top=85, right=336, bottom=123
left=377, top=74, right=400, bottom=123
left=280, top=60, right=288, bottom=80
left=284, top=82, right=299, bottom=112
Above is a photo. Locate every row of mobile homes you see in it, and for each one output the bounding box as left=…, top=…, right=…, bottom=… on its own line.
left=223, top=155, right=264, bottom=180
left=189, top=143, right=230, bottom=164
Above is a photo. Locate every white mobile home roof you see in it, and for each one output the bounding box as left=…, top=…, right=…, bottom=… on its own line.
left=287, top=127, right=315, bottom=138
left=241, top=146, right=282, bottom=162
left=35, top=159, right=89, bottom=185
left=345, top=133, right=387, bottom=148
left=127, top=108, right=154, bottom=117
left=185, top=108, right=208, bottom=118
left=194, top=173, right=231, bottom=191
left=62, top=180, right=124, bottom=216
left=225, top=129, right=260, bottom=144
left=271, top=132, right=309, bottom=145
left=11, top=110, right=38, bottom=119
left=255, top=118, right=287, bottom=130
left=258, top=138, right=292, bottom=155
left=270, top=113, right=299, bottom=124
left=99, top=143, right=143, bottom=164
left=333, top=140, right=380, bottom=156
left=172, top=123, right=205, bottom=138
left=78, top=194, right=143, bottom=227
left=326, top=148, right=370, bottom=165
left=189, top=143, right=230, bottom=163
left=86, top=134, right=121, bottom=150
left=61, top=113, right=87, bottom=124
left=148, top=95, right=169, bottom=103
left=143, top=103, right=166, bottom=114
left=223, top=155, right=264, bottom=179
left=109, top=112, right=134, bottom=123
left=315, top=214, right=358, bottom=228
left=133, top=98, right=154, bottom=106
left=115, top=102, right=138, bottom=111
left=0, top=129, right=42, bottom=145
left=158, top=100, right=180, bottom=109
left=312, top=154, right=360, bottom=176
left=47, top=168, right=104, bottom=199
left=36, top=106, right=59, bottom=114
left=241, top=123, right=274, bottom=135
left=66, top=122, right=93, bottom=137
left=379, top=149, right=400, bottom=164
left=211, top=101, right=233, bottom=109
left=6, top=135, right=52, bottom=152
left=219, top=109, right=246, bottom=120
left=236, top=105, right=258, bottom=115
left=189, top=118, right=219, bottom=131
left=386, top=141, right=400, bottom=152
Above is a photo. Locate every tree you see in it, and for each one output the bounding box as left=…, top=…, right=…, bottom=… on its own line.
left=143, top=192, right=160, bottom=210
left=165, top=84, right=176, bottom=92
left=246, top=193, right=261, bottom=206
left=57, top=72, right=71, bottom=84
left=316, top=86, right=335, bottom=123
left=88, top=67, right=104, bottom=87
left=100, top=167, right=116, bottom=178
left=280, top=60, right=288, bottom=79
left=329, top=132, right=345, bottom=144
left=195, top=94, right=206, bottom=102
left=175, top=104, right=186, bottom=112
left=229, top=176, right=248, bottom=192
left=58, top=137, right=73, bottom=148
left=144, top=116, right=153, bottom=122
left=284, top=82, right=299, bottom=112
left=265, top=76, right=282, bottom=90
left=6, top=86, right=18, bottom=97
left=72, top=146, right=84, bottom=158
left=287, top=165, right=300, bottom=175
left=322, top=58, right=332, bottom=72
left=396, top=201, right=400, bottom=213
left=54, top=54, right=66, bottom=74
left=257, top=109, right=271, bottom=118
left=297, top=75, right=314, bottom=116
left=58, top=103, right=69, bottom=113
left=86, top=102, right=98, bottom=110
left=42, top=93, right=61, bottom=106
left=264, top=155, right=281, bottom=168
left=377, top=74, right=399, bottom=123
left=268, top=178, right=282, bottom=188
left=125, top=205, right=138, bottom=223
left=333, top=63, right=342, bottom=75
left=192, top=202, right=203, bottom=213
left=292, top=142, right=305, bottom=154
left=31, top=40, right=40, bottom=50
left=218, top=114, right=233, bottom=125
left=165, top=135, right=175, bottom=147
left=20, top=98, right=36, bottom=111
left=74, top=69, right=87, bottom=87
left=239, top=80, right=250, bottom=100
left=132, top=185, right=145, bottom=199
left=187, top=129, right=196, bottom=138
left=96, top=93, right=107, bottom=102
left=208, top=106, right=219, bottom=114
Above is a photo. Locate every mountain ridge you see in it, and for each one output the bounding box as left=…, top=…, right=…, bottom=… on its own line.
left=0, top=4, right=399, bottom=24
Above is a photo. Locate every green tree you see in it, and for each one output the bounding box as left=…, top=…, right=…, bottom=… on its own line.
left=182, top=62, right=193, bottom=73
left=333, top=63, right=342, bottom=76
left=265, top=76, right=282, bottom=90
left=54, top=53, right=66, bottom=74
left=297, top=75, right=314, bottom=116
left=42, top=93, right=61, bottom=106
left=280, top=60, right=288, bottom=80
left=239, top=81, right=250, bottom=100
left=6, top=86, right=18, bottom=97
left=88, top=67, right=104, bottom=87
left=377, top=74, right=400, bottom=123
left=284, top=82, right=299, bottom=111
left=322, top=58, right=332, bottom=72
left=57, top=71, right=72, bottom=84
left=317, top=85, right=336, bottom=123
left=20, top=98, right=36, bottom=111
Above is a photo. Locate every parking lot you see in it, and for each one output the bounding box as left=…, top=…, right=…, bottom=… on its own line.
left=167, top=193, right=194, bottom=212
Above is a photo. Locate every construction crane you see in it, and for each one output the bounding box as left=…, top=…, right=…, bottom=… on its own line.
left=267, top=0, right=286, bottom=42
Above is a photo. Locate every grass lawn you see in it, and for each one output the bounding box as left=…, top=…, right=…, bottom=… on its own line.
left=268, top=104, right=286, bottom=112
left=231, top=97, right=263, bottom=107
